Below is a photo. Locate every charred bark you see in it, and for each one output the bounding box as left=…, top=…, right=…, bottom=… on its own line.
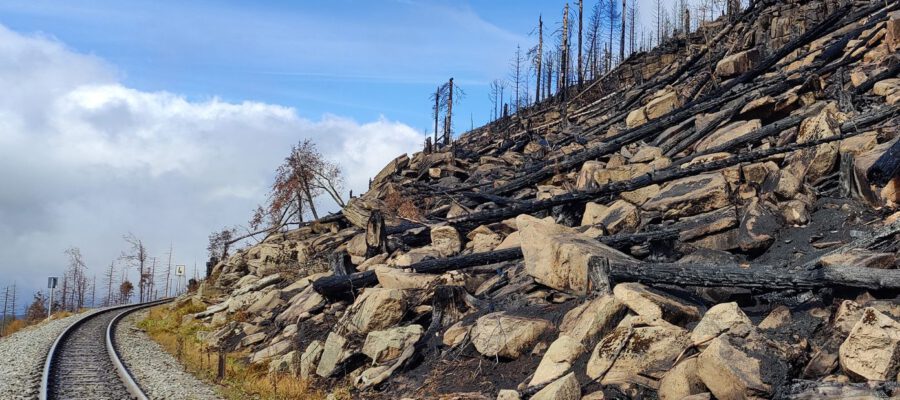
left=592, top=258, right=900, bottom=292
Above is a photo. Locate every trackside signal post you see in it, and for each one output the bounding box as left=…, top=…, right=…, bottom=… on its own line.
left=47, top=276, right=58, bottom=321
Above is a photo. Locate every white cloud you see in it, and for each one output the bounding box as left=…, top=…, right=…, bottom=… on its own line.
left=0, top=24, right=425, bottom=307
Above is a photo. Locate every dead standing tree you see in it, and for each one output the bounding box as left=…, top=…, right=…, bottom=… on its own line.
left=430, top=79, right=464, bottom=146
left=121, top=234, right=148, bottom=303
left=510, top=45, right=525, bottom=111
left=620, top=0, right=627, bottom=62
left=587, top=1, right=603, bottom=80
left=605, top=0, right=621, bottom=70
left=578, top=0, right=584, bottom=88
left=532, top=15, right=543, bottom=103
left=103, top=261, right=116, bottom=306
left=560, top=3, right=570, bottom=100
left=489, top=79, right=506, bottom=121
left=64, top=247, right=88, bottom=311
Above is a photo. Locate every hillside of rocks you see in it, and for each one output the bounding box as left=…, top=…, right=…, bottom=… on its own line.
left=182, top=1, right=900, bottom=399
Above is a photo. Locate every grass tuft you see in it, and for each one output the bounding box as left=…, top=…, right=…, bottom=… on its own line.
left=139, top=302, right=335, bottom=400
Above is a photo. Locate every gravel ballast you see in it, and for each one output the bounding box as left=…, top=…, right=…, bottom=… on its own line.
left=116, top=309, right=222, bottom=400
left=0, top=310, right=101, bottom=399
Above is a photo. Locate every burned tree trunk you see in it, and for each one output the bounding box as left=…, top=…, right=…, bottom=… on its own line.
left=866, top=137, right=900, bottom=186
left=330, top=251, right=356, bottom=277
left=314, top=248, right=523, bottom=298
left=313, top=230, right=677, bottom=298
left=365, top=210, right=388, bottom=258
left=591, top=258, right=900, bottom=293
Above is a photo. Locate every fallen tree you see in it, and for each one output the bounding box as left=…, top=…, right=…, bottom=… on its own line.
left=312, top=229, right=678, bottom=297
left=590, top=258, right=900, bottom=293
left=448, top=106, right=895, bottom=234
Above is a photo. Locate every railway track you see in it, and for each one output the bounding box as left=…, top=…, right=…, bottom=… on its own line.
left=39, top=299, right=171, bottom=400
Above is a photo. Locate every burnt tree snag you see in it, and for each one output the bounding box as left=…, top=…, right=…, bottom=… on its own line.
left=365, top=210, right=387, bottom=258
left=866, top=136, right=900, bottom=186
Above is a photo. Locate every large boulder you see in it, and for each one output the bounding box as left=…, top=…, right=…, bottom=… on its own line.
left=642, top=173, right=731, bottom=219
left=696, top=331, right=790, bottom=400
left=559, top=295, right=627, bottom=345
left=374, top=266, right=439, bottom=290
left=299, top=340, right=324, bottom=378
left=658, top=358, right=707, bottom=400
left=529, top=335, right=585, bottom=387
left=316, top=332, right=351, bottom=377
left=530, top=372, right=581, bottom=400
left=362, top=324, right=424, bottom=365
left=431, top=225, right=463, bottom=258
left=517, top=215, right=636, bottom=295
left=715, top=49, right=759, bottom=78
left=340, top=288, right=407, bottom=335
left=250, top=339, right=292, bottom=364
left=581, top=200, right=640, bottom=234
left=736, top=199, right=780, bottom=253
left=887, top=11, right=900, bottom=52
left=695, top=120, right=762, bottom=152
left=787, top=103, right=843, bottom=183
left=371, top=153, right=410, bottom=188
left=576, top=161, right=605, bottom=192
left=645, top=91, right=680, bottom=120
left=586, top=318, right=691, bottom=386
left=275, top=285, right=326, bottom=323
left=613, top=283, right=702, bottom=326
left=470, top=312, right=552, bottom=359
left=245, top=288, right=284, bottom=315
left=838, top=307, right=900, bottom=381
left=627, top=108, right=649, bottom=128
left=690, top=302, right=753, bottom=346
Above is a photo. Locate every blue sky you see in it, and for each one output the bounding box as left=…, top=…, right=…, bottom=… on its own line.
left=0, top=0, right=667, bottom=132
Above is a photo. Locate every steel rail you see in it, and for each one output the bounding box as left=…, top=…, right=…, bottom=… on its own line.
left=39, top=298, right=172, bottom=400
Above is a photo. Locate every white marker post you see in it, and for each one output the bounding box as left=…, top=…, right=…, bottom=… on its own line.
left=46, top=277, right=58, bottom=321
left=175, top=265, right=185, bottom=295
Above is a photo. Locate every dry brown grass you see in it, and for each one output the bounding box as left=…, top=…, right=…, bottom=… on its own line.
left=139, top=303, right=337, bottom=400
left=1, top=319, right=28, bottom=336
left=1, top=309, right=82, bottom=338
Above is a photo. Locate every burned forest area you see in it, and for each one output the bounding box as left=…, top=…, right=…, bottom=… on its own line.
left=188, top=1, right=900, bottom=399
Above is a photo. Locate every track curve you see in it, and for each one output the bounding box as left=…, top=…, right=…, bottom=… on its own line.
left=40, top=299, right=170, bottom=400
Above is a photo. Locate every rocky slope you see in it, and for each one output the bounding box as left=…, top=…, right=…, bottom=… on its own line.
left=182, top=1, right=900, bottom=398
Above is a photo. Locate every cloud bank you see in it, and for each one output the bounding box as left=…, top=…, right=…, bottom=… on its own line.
left=0, top=24, right=425, bottom=307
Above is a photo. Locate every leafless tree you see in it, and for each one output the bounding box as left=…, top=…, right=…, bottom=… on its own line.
left=121, top=234, right=148, bottom=303
left=428, top=79, right=464, bottom=146
left=577, top=0, right=584, bottom=88
left=619, top=0, right=627, bottom=63
left=557, top=3, right=571, bottom=98
left=528, top=15, right=544, bottom=104
left=605, top=0, right=621, bottom=70
left=64, top=247, right=88, bottom=311
left=103, top=261, right=116, bottom=306
left=628, top=2, right=637, bottom=55
left=654, top=0, right=664, bottom=45
left=510, top=44, right=525, bottom=111
left=543, top=49, right=555, bottom=99
left=586, top=1, right=603, bottom=80
left=489, top=79, right=507, bottom=120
